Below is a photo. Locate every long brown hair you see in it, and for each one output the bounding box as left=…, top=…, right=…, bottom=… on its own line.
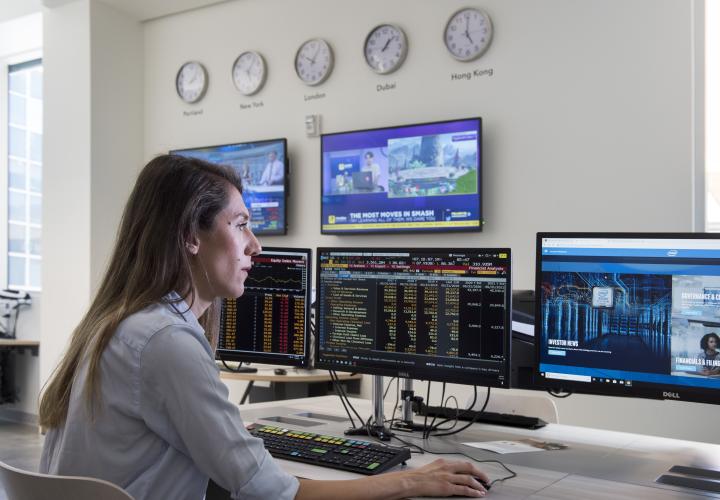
left=39, top=155, right=243, bottom=428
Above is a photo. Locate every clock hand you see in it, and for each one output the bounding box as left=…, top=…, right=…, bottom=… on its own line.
left=381, top=36, right=394, bottom=52
left=464, top=16, right=474, bottom=44
left=311, top=45, right=321, bottom=64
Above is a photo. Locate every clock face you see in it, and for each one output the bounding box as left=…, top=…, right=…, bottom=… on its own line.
left=176, top=61, right=208, bottom=103
left=444, top=8, right=493, bottom=62
left=294, top=38, right=334, bottom=86
left=232, top=51, right=267, bottom=96
left=364, top=24, right=408, bottom=74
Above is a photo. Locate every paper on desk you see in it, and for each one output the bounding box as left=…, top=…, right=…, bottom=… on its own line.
left=463, top=438, right=567, bottom=454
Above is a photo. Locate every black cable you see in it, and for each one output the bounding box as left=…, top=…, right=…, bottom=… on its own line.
left=547, top=388, right=573, bottom=398
left=424, top=385, right=477, bottom=439
left=383, top=376, right=397, bottom=400
left=422, top=381, right=431, bottom=439
left=430, top=395, right=460, bottom=433
left=389, top=377, right=400, bottom=430
left=220, top=359, right=251, bottom=373
left=330, top=370, right=365, bottom=424
left=429, top=386, right=491, bottom=438
left=426, top=382, right=446, bottom=439
left=329, top=371, right=358, bottom=428
left=400, top=439, right=517, bottom=487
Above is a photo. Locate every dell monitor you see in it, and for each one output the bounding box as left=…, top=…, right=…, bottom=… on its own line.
left=315, top=248, right=511, bottom=387
left=172, top=138, right=288, bottom=235
left=536, top=233, right=720, bottom=405
left=320, top=118, right=482, bottom=234
left=218, top=247, right=311, bottom=367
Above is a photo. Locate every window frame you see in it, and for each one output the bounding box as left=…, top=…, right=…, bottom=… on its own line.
left=1, top=49, right=42, bottom=291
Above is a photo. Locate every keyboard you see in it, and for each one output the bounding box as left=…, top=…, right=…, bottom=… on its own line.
left=415, top=402, right=547, bottom=429
left=248, top=424, right=411, bottom=475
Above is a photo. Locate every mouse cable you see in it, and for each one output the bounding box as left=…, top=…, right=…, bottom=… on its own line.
left=398, top=441, right=517, bottom=488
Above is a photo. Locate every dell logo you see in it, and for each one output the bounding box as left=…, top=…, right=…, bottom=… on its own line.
left=663, top=391, right=681, bottom=399
left=399, top=371, right=410, bottom=378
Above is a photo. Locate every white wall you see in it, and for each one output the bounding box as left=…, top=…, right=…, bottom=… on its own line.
left=145, top=0, right=700, bottom=290
left=41, top=0, right=93, bottom=389
left=89, top=0, right=144, bottom=290
left=40, top=0, right=144, bottom=393
left=142, top=0, right=714, bottom=443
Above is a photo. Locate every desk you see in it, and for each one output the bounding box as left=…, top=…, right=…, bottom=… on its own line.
left=219, top=367, right=361, bottom=404
left=237, top=396, right=720, bottom=499
left=0, top=339, right=39, bottom=404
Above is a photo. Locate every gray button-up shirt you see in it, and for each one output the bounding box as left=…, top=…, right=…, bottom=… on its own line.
left=40, top=295, right=299, bottom=500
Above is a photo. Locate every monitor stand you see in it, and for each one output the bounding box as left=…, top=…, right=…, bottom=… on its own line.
left=345, top=375, right=393, bottom=441
left=391, top=378, right=432, bottom=433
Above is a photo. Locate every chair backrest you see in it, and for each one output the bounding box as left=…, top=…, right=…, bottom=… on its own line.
left=0, top=461, right=134, bottom=500
left=468, top=390, right=560, bottom=424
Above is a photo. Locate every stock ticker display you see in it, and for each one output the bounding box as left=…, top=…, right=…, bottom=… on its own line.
left=218, top=249, right=310, bottom=364
left=316, top=249, right=511, bottom=386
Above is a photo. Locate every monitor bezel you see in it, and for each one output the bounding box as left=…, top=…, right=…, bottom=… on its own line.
left=535, top=232, right=720, bottom=405
left=216, top=246, right=312, bottom=368
left=170, top=137, right=289, bottom=236
left=319, top=117, right=483, bottom=235
left=315, top=246, right=512, bottom=388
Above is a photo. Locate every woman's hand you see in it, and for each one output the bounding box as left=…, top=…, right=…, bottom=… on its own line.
left=402, top=458, right=490, bottom=498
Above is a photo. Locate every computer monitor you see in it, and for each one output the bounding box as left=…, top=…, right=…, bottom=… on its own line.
left=218, top=247, right=311, bottom=367
left=320, top=118, right=482, bottom=234
left=315, top=248, right=511, bottom=387
left=171, top=138, right=288, bottom=235
left=536, top=233, right=720, bottom=404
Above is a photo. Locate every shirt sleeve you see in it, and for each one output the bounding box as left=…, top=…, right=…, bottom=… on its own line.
left=139, top=325, right=299, bottom=500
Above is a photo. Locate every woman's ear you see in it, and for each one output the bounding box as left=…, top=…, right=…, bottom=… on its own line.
left=185, top=237, right=200, bottom=256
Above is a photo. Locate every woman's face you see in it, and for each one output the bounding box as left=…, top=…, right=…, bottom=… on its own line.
left=195, top=187, right=261, bottom=299
left=709, top=336, right=718, bottom=351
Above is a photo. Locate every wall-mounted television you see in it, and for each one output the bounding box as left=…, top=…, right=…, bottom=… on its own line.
left=171, top=138, right=288, bottom=235
left=320, top=118, right=482, bottom=234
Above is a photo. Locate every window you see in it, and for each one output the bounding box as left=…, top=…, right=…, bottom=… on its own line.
left=7, top=59, right=42, bottom=290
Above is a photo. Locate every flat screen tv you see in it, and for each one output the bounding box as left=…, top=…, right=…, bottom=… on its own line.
left=172, top=138, right=288, bottom=235
left=320, top=118, right=482, bottom=234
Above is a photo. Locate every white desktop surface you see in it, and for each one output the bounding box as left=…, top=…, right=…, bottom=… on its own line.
left=238, top=396, right=719, bottom=499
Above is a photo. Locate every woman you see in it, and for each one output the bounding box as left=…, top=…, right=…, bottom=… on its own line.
left=39, top=155, right=489, bottom=500
left=699, top=332, right=720, bottom=376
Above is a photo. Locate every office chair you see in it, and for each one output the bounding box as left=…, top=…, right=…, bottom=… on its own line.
left=0, top=460, right=134, bottom=500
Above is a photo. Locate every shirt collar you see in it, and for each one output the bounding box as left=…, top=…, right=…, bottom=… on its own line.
left=164, top=291, right=204, bottom=333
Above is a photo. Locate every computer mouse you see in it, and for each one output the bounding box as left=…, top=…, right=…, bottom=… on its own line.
left=274, top=368, right=287, bottom=375
left=474, top=477, right=491, bottom=491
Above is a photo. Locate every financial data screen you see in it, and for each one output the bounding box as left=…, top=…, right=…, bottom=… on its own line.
left=219, top=248, right=310, bottom=366
left=316, top=248, right=510, bottom=386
